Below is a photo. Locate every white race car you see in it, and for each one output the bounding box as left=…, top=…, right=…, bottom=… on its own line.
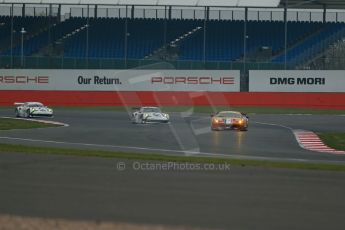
left=132, top=107, right=169, bottom=124
left=14, top=102, right=54, bottom=118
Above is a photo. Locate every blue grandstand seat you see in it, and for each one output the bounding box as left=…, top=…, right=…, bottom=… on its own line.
left=1, top=16, right=345, bottom=65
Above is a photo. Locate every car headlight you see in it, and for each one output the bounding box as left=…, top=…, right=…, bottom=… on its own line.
left=163, top=114, right=169, bottom=119
left=214, top=118, right=222, bottom=123
left=143, top=113, right=149, bottom=119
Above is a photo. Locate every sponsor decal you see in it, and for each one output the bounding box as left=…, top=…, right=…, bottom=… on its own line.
left=0, top=70, right=240, bottom=92
left=151, top=76, right=235, bottom=85
left=270, top=77, right=325, bottom=85
left=77, top=75, right=122, bottom=85
left=0, top=76, right=49, bottom=84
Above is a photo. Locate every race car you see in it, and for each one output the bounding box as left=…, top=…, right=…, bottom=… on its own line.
left=211, top=111, right=248, bottom=131
left=132, top=107, right=169, bottom=124
left=14, top=102, right=53, bottom=118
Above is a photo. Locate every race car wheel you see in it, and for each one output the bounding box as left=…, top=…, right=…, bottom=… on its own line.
left=15, top=109, right=20, bottom=117
left=211, top=126, right=219, bottom=131
left=240, top=127, right=248, bottom=131
left=132, top=115, right=142, bottom=124
left=138, top=114, right=145, bottom=124
left=131, top=114, right=137, bottom=124
left=25, top=109, right=31, bottom=118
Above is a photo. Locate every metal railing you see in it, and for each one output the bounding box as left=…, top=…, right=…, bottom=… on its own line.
left=0, top=55, right=285, bottom=70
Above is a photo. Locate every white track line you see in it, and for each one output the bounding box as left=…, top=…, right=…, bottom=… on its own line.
left=294, top=130, right=345, bottom=155
left=2, top=117, right=69, bottom=127
left=1, top=136, right=343, bottom=164
left=2, top=117, right=344, bottom=159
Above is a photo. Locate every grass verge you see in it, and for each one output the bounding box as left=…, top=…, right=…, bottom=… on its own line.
left=0, top=143, right=345, bottom=172
left=319, top=133, right=345, bottom=151
left=0, top=118, right=60, bottom=130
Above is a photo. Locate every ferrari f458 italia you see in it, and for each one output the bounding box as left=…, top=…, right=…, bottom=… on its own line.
left=211, top=111, right=248, bottom=131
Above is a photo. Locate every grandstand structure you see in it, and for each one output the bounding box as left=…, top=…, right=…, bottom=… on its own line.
left=1, top=0, right=345, bottom=87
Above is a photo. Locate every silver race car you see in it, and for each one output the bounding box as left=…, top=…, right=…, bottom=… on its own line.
left=14, top=102, right=54, bottom=118
left=132, top=107, right=169, bottom=124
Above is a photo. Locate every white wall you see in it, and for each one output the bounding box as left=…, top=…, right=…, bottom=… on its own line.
left=249, top=70, right=345, bottom=92
left=0, top=69, right=240, bottom=92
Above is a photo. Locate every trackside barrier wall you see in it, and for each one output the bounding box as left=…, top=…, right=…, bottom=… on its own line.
left=249, top=70, right=345, bottom=92
left=1, top=69, right=345, bottom=109
left=246, top=70, right=345, bottom=109
left=0, top=69, right=240, bottom=92
left=0, top=69, right=240, bottom=107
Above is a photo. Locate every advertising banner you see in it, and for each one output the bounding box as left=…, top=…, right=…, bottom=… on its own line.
left=249, top=70, right=345, bottom=92
left=0, top=69, right=240, bottom=92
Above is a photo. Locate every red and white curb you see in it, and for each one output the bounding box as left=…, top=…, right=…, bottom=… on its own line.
left=294, top=130, right=345, bottom=155
left=2, top=117, right=69, bottom=127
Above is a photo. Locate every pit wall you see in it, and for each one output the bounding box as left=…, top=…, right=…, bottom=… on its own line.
left=0, top=70, right=344, bottom=109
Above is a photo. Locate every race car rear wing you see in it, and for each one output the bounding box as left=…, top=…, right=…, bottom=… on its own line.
left=14, top=102, right=24, bottom=106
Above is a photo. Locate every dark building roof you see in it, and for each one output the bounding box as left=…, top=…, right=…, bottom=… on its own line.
left=280, top=0, right=345, bottom=9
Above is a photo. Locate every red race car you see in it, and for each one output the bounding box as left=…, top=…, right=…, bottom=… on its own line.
left=211, top=111, right=248, bottom=131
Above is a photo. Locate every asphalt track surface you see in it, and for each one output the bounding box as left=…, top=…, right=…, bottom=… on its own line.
left=0, top=108, right=345, bottom=162
left=0, top=108, right=345, bottom=229
left=0, top=152, right=345, bottom=230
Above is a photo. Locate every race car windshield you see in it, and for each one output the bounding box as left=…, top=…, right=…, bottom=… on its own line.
left=217, top=112, right=241, bottom=118
left=142, top=108, right=161, bottom=113
left=27, top=104, right=44, bottom=108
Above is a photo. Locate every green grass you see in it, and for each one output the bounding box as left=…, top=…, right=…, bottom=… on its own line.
left=0, top=118, right=60, bottom=130
left=319, top=133, right=345, bottom=151
left=0, top=143, right=345, bottom=172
